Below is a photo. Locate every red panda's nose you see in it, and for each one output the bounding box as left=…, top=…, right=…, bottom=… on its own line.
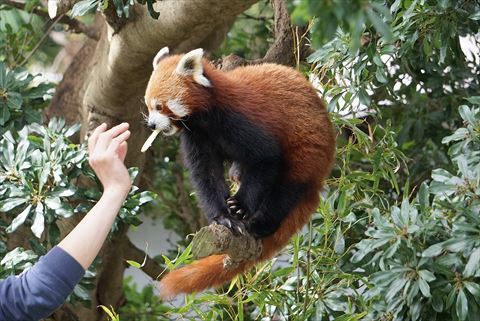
left=147, top=122, right=156, bottom=130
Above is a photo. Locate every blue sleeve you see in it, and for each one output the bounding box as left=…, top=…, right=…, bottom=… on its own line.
left=0, top=246, right=85, bottom=321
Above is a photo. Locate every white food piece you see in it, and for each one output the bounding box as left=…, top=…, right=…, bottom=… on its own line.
left=48, top=0, right=58, bottom=19
left=141, top=129, right=161, bottom=152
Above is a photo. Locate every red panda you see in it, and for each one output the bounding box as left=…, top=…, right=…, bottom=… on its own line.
left=143, top=47, right=335, bottom=298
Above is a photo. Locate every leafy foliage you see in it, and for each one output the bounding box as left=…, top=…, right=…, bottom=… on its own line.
left=0, top=2, right=52, bottom=68
left=0, top=119, right=84, bottom=239
left=118, top=277, right=171, bottom=321
left=350, top=104, right=480, bottom=321
left=216, top=0, right=273, bottom=60
left=0, top=62, right=52, bottom=135
left=0, top=247, right=37, bottom=278
left=304, top=0, right=480, bottom=181
left=70, top=0, right=159, bottom=19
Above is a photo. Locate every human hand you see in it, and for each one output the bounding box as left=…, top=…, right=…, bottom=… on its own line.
left=88, top=123, right=132, bottom=198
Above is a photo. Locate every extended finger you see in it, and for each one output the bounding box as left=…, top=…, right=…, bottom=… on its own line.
left=95, top=123, right=129, bottom=152
left=88, top=123, right=107, bottom=155
left=107, top=130, right=131, bottom=154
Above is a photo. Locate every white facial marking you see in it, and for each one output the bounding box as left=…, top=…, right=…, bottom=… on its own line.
left=149, top=110, right=171, bottom=131
left=167, top=99, right=189, bottom=117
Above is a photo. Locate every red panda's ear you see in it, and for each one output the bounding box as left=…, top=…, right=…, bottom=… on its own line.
left=153, top=47, right=169, bottom=69
left=175, top=48, right=211, bottom=87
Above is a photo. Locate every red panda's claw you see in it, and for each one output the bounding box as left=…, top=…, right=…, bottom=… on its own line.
left=214, top=215, right=246, bottom=236
left=235, top=225, right=245, bottom=235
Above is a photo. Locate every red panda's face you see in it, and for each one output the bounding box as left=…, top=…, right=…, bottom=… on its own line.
left=144, top=47, right=212, bottom=136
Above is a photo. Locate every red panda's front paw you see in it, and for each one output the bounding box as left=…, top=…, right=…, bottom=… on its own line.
left=213, top=214, right=246, bottom=236
left=226, top=197, right=249, bottom=220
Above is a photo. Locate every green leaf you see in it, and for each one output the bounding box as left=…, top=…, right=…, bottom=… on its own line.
left=70, top=0, right=98, bottom=18
left=98, top=305, right=120, bottom=321
left=469, top=11, right=480, bottom=20
left=73, top=284, right=91, bottom=301
left=366, top=7, right=393, bottom=41
left=422, top=244, right=443, bottom=257
left=6, top=92, right=22, bottom=110
left=458, top=105, right=476, bottom=125
left=6, top=204, right=32, bottom=233
left=327, top=93, right=342, bottom=112
left=358, top=88, right=371, bottom=106
left=375, top=67, right=388, bottom=83
left=464, top=247, right=480, bottom=277
left=0, top=247, right=37, bottom=268
left=44, top=197, right=62, bottom=210
left=446, top=289, right=457, bottom=309
left=418, top=182, right=429, bottom=212
left=31, top=202, right=45, bottom=238
left=146, top=0, right=159, bottom=19
left=418, top=278, right=431, bottom=298
left=431, top=169, right=454, bottom=182
left=410, top=301, right=422, bottom=321
left=456, top=289, right=468, bottom=321
left=464, top=281, right=480, bottom=297
left=0, top=105, right=10, bottom=126
left=429, top=181, right=456, bottom=195
left=432, top=291, right=444, bottom=312
left=333, top=224, right=345, bottom=254
left=49, top=222, right=60, bottom=245
left=0, top=197, right=29, bottom=212
left=386, top=277, right=407, bottom=301
left=418, top=270, right=435, bottom=282
left=464, top=96, right=480, bottom=105
left=442, top=128, right=469, bottom=144
left=126, top=260, right=142, bottom=268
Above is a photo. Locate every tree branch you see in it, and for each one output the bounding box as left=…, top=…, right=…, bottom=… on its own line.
left=124, top=239, right=165, bottom=280
left=192, top=224, right=262, bottom=268
left=218, top=0, right=310, bottom=71
left=0, top=0, right=99, bottom=40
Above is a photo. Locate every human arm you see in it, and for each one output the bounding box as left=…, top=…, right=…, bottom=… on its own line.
left=58, top=122, right=132, bottom=268
left=0, top=123, right=131, bottom=321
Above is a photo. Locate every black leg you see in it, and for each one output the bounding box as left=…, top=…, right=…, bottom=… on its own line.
left=245, top=182, right=308, bottom=238
left=228, top=160, right=280, bottom=219
left=180, top=132, right=245, bottom=233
